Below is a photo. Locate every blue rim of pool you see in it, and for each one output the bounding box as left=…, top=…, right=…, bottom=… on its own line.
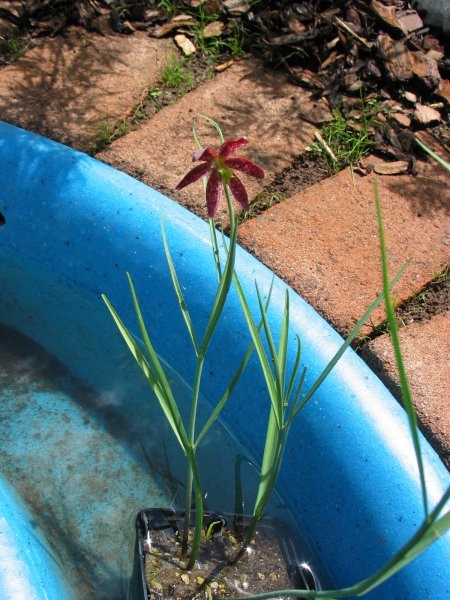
left=0, top=121, right=449, bottom=599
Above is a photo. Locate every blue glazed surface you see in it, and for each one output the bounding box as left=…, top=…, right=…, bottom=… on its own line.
left=0, top=121, right=449, bottom=599
left=0, top=475, right=75, bottom=600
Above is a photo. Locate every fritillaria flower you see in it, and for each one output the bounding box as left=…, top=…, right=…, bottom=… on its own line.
left=174, top=137, right=265, bottom=218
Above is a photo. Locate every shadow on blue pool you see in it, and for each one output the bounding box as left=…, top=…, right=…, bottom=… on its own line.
left=0, top=121, right=449, bottom=599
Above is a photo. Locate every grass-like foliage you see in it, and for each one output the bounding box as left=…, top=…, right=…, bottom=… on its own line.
left=160, top=52, right=193, bottom=93
left=102, top=119, right=449, bottom=586
left=308, top=99, right=385, bottom=172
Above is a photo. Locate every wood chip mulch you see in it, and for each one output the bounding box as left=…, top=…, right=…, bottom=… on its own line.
left=1, top=0, right=449, bottom=165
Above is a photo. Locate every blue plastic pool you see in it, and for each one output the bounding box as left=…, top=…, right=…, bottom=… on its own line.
left=0, top=121, right=448, bottom=599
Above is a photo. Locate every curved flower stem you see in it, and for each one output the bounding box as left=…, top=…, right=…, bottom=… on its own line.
left=181, top=183, right=238, bottom=564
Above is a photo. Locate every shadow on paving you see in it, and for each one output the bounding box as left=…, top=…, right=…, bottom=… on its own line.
left=208, top=60, right=328, bottom=175
left=0, top=30, right=135, bottom=152
left=384, top=167, right=450, bottom=218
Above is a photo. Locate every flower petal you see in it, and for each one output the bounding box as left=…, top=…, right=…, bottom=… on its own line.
left=174, top=163, right=211, bottom=191
left=225, top=157, right=265, bottom=179
left=229, top=175, right=249, bottom=211
left=206, top=168, right=223, bottom=217
left=193, top=147, right=217, bottom=162
left=219, top=138, right=248, bottom=159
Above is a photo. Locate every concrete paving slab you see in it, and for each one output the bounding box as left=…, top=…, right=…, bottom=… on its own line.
left=360, top=312, right=450, bottom=468
left=238, top=166, right=450, bottom=335
left=97, top=57, right=329, bottom=222
left=0, top=28, right=173, bottom=152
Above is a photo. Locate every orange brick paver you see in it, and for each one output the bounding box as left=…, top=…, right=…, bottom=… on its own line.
left=0, top=28, right=173, bottom=152
left=238, top=166, right=450, bottom=335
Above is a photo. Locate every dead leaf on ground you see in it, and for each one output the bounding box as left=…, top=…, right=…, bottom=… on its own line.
left=411, top=52, right=441, bottom=89
left=413, top=104, right=442, bottom=125
left=373, top=160, right=410, bottom=174
left=377, top=34, right=414, bottom=81
left=174, top=34, right=196, bottom=56
left=437, top=80, right=450, bottom=104
left=153, top=16, right=196, bottom=37
left=392, top=112, right=412, bottom=128
left=222, top=0, right=252, bottom=15
left=371, top=1, right=423, bottom=34
left=215, top=59, right=234, bottom=72
left=203, top=21, right=224, bottom=38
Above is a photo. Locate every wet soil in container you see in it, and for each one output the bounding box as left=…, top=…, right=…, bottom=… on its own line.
left=135, top=509, right=322, bottom=599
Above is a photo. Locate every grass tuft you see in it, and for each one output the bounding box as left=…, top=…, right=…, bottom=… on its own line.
left=308, top=98, right=387, bottom=171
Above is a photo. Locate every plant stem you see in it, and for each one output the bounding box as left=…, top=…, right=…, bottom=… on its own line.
left=181, top=460, right=193, bottom=556
left=186, top=447, right=204, bottom=570
left=182, top=356, right=205, bottom=555
left=240, top=414, right=286, bottom=553
left=181, top=182, right=237, bottom=566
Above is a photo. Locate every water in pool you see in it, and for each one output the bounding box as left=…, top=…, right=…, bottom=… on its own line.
left=0, top=247, right=327, bottom=598
left=1, top=321, right=288, bottom=599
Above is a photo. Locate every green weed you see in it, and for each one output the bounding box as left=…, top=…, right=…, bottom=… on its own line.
left=308, top=98, right=386, bottom=172
left=434, top=265, right=450, bottom=284
left=0, top=34, right=26, bottom=59
left=237, top=190, right=285, bottom=224
left=156, top=0, right=179, bottom=20
left=160, top=53, right=193, bottom=94
left=96, top=119, right=129, bottom=151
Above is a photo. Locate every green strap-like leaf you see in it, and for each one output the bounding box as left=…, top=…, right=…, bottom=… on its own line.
left=375, top=188, right=428, bottom=517
left=285, top=334, right=303, bottom=404
left=415, top=137, right=450, bottom=172
left=102, top=285, right=189, bottom=453
left=200, top=221, right=238, bottom=354
left=277, top=290, right=290, bottom=398
left=161, top=225, right=200, bottom=356
left=233, top=274, right=278, bottom=424
left=255, top=284, right=284, bottom=424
